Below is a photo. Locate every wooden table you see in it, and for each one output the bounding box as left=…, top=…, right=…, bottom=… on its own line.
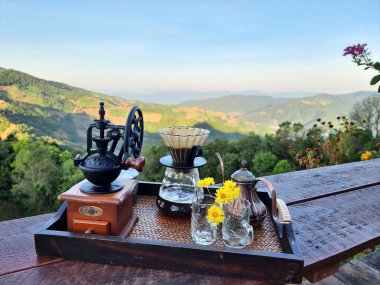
left=1, top=159, right=379, bottom=284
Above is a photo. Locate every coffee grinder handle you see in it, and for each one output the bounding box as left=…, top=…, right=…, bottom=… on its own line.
left=125, top=156, right=145, bottom=172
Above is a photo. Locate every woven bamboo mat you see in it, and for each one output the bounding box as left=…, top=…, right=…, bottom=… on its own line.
left=129, top=196, right=283, bottom=253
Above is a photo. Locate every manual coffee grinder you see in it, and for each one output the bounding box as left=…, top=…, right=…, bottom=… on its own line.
left=156, top=126, right=210, bottom=216
left=59, top=102, right=144, bottom=236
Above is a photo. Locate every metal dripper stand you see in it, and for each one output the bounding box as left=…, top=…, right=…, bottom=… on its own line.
left=156, top=126, right=210, bottom=216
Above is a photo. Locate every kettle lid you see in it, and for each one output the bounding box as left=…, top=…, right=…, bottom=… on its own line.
left=231, top=160, right=256, bottom=183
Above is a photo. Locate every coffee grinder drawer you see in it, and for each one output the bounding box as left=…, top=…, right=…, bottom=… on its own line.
left=73, top=219, right=110, bottom=235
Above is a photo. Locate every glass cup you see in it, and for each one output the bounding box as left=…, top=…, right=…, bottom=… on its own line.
left=222, top=198, right=254, bottom=248
left=191, top=194, right=217, bottom=245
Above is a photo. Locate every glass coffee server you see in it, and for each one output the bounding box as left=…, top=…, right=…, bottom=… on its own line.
left=156, top=126, right=209, bottom=215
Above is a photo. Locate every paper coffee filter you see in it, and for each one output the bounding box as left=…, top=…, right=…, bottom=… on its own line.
left=158, top=126, right=210, bottom=149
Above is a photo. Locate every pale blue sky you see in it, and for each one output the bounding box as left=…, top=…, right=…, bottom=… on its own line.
left=0, top=0, right=379, bottom=94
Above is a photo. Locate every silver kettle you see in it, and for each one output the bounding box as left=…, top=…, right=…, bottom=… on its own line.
left=231, top=160, right=267, bottom=227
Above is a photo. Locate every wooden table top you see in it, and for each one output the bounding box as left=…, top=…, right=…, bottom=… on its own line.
left=1, top=159, right=379, bottom=284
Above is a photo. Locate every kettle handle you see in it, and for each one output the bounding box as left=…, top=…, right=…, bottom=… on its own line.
left=215, top=152, right=225, bottom=183
left=253, top=177, right=291, bottom=225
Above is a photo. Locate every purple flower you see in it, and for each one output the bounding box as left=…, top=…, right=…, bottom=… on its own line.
left=343, top=43, right=367, bottom=56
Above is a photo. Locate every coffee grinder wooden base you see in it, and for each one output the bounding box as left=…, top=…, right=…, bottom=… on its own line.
left=58, top=179, right=138, bottom=236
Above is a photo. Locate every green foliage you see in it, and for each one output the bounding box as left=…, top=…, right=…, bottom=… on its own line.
left=370, top=74, right=380, bottom=85
left=200, top=139, right=240, bottom=182
left=265, top=122, right=304, bottom=163
left=0, top=140, right=14, bottom=198
left=272, top=160, right=293, bottom=174
left=5, top=139, right=83, bottom=217
left=0, top=67, right=76, bottom=112
left=0, top=115, right=11, bottom=133
left=252, top=152, right=279, bottom=176
left=139, top=143, right=168, bottom=182
left=0, top=199, right=22, bottom=221
left=235, top=133, right=267, bottom=162
left=11, top=141, right=62, bottom=214
left=59, top=150, right=84, bottom=193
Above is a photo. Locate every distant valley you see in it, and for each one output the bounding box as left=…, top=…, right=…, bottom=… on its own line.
left=0, top=67, right=376, bottom=149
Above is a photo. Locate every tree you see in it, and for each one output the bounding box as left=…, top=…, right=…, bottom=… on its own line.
left=351, top=95, right=380, bottom=138
left=0, top=140, right=14, bottom=198
left=267, top=122, right=304, bottom=161
left=272, top=160, right=293, bottom=174
left=11, top=141, right=62, bottom=214
left=200, top=139, right=234, bottom=182
left=59, top=150, right=83, bottom=192
left=218, top=152, right=241, bottom=181
left=252, top=152, right=279, bottom=176
left=235, top=133, right=267, bottom=162
left=139, top=143, right=168, bottom=182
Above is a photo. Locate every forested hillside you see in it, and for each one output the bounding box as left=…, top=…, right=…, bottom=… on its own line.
left=1, top=67, right=376, bottom=148
left=0, top=67, right=252, bottom=148
left=181, top=92, right=375, bottom=133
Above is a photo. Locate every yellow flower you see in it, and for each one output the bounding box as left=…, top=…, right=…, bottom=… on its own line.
left=203, top=177, right=215, bottom=187
left=207, top=205, right=224, bottom=225
left=230, top=186, right=240, bottom=199
left=223, top=180, right=237, bottom=189
left=360, top=151, right=373, bottom=161
left=197, top=177, right=215, bottom=188
left=222, top=180, right=240, bottom=199
left=215, top=187, right=233, bottom=205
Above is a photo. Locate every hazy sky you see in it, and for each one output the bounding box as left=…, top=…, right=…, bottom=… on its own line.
left=1, top=0, right=379, bottom=94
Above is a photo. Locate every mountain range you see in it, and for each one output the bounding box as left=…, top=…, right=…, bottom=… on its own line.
left=0, top=67, right=376, bottom=149
left=111, top=90, right=316, bottom=104
left=181, top=92, right=373, bottom=134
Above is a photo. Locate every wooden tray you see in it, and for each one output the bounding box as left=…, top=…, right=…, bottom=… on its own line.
left=35, top=181, right=303, bottom=284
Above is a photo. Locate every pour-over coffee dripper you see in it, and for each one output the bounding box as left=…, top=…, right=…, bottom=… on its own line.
left=157, top=126, right=210, bottom=216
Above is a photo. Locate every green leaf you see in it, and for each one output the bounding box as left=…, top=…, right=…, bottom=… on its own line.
left=373, top=62, right=380, bottom=71
left=378, top=85, right=380, bottom=93
left=365, top=67, right=370, bottom=70
left=370, top=74, right=380, bottom=85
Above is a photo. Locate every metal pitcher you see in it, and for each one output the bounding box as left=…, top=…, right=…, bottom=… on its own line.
left=231, top=160, right=267, bottom=227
